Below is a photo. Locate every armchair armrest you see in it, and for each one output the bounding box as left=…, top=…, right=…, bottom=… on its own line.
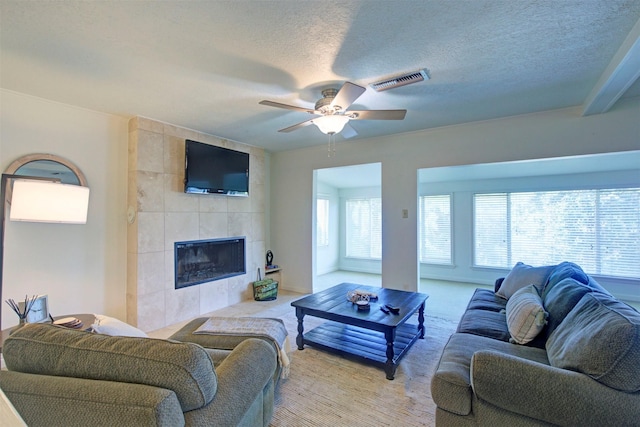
left=470, top=350, right=640, bottom=426
left=0, top=370, right=184, bottom=427
left=184, top=338, right=277, bottom=426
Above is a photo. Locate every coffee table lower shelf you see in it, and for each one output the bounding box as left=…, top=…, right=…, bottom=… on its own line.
left=301, top=321, right=422, bottom=379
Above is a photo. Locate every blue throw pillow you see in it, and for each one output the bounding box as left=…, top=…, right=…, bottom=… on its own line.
left=541, top=262, right=589, bottom=300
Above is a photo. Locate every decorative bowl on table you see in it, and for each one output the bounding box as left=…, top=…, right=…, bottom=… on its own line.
left=355, top=300, right=370, bottom=310
left=347, top=290, right=372, bottom=304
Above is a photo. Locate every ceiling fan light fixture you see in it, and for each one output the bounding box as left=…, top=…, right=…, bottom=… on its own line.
left=313, top=115, right=350, bottom=135
left=370, top=69, right=429, bottom=92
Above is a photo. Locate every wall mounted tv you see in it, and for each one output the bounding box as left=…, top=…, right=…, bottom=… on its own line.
left=184, top=139, right=249, bottom=196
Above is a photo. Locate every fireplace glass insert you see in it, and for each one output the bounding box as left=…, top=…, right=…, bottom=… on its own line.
left=175, top=237, right=246, bottom=289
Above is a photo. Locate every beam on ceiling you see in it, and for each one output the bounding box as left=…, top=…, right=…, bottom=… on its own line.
left=583, top=17, right=640, bottom=116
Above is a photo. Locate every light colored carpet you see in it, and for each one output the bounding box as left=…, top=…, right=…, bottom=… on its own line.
left=269, top=310, right=457, bottom=427
left=149, top=292, right=458, bottom=426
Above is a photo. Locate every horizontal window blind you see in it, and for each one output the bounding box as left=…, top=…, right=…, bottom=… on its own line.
left=474, top=188, right=640, bottom=278
left=474, top=193, right=508, bottom=268
left=419, top=195, right=452, bottom=264
left=598, top=189, right=640, bottom=278
left=317, top=198, right=329, bottom=247
left=346, top=198, right=381, bottom=259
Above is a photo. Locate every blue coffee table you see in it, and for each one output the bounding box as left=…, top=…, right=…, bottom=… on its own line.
left=291, top=282, right=429, bottom=380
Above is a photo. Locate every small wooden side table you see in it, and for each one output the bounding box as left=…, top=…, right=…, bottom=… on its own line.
left=0, top=314, right=95, bottom=353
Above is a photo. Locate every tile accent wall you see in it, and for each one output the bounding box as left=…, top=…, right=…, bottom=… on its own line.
left=127, top=117, right=266, bottom=331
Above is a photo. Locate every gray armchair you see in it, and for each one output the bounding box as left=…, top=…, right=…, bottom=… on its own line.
left=0, top=323, right=278, bottom=426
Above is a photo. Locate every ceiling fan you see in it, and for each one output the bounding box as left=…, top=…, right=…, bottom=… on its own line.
left=259, top=82, right=406, bottom=138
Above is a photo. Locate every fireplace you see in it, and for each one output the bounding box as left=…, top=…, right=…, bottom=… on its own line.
left=174, top=237, right=246, bottom=289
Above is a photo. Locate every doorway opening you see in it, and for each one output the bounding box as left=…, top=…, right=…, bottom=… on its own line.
left=312, top=163, right=382, bottom=292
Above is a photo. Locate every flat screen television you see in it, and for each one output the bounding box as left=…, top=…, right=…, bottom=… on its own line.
left=184, top=139, right=249, bottom=196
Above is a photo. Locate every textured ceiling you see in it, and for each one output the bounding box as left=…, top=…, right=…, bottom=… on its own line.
left=1, top=0, right=639, bottom=152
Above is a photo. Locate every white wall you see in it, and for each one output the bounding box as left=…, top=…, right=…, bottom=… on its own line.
left=269, top=97, right=640, bottom=294
left=315, top=181, right=339, bottom=275
left=0, top=90, right=129, bottom=328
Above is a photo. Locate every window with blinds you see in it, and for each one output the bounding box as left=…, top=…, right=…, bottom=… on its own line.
left=346, top=198, right=382, bottom=259
left=317, top=198, right=329, bottom=247
left=419, top=195, right=452, bottom=264
left=473, top=188, right=640, bottom=278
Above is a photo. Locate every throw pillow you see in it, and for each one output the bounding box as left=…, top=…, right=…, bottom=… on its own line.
left=496, top=262, right=555, bottom=300
left=542, top=278, right=608, bottom=340
left=546, top=293, right=640, bottom=392
left=91, top=314, right=148, bottom=338
left=541, top=261, right=590, bottom=300
left=505, top=284, right=548, bottom=344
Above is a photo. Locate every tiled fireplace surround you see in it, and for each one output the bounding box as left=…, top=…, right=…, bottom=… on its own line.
left=127, top=117, right=266, bottom=331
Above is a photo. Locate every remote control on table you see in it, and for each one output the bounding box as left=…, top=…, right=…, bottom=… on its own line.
left=385, top=304, right=400, bottom=314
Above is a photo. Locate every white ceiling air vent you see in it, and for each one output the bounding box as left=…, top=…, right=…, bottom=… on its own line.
left=370, top=69, right=430, bottom=92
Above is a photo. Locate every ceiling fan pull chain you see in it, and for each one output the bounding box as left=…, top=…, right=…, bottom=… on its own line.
left=326, top=133, right=337, bottom=157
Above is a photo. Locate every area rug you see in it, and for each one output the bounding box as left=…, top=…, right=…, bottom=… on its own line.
left=268, top=311, right=457, bottom=427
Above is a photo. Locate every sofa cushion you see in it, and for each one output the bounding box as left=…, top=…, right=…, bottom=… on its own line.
left=541, top=261, right=591, bottom=299
left=542, top=277, right=608, bottom=339
left=584, top=275, right=611, bottom=295
left=465, top=288, right=507, bottom=312
left=506, top=285, right=548, bottom=344
left=3, top=323, right=218, bottom=411
left=457, top=309, right=510, bottom=342
left=546, top=293, right=640, bottom=392
left=496, top=262, right=555, bottom=300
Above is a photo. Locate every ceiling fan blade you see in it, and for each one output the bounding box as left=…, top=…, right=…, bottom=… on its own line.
left=259, top=100, right=317, bottom=114
left=340, top=123, right=358, bottom=139
left=278, top=118, right=315, bottom=133
left=348, top=110, right=407, bottom=120
left=330, top=82, right=366, bottom=111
